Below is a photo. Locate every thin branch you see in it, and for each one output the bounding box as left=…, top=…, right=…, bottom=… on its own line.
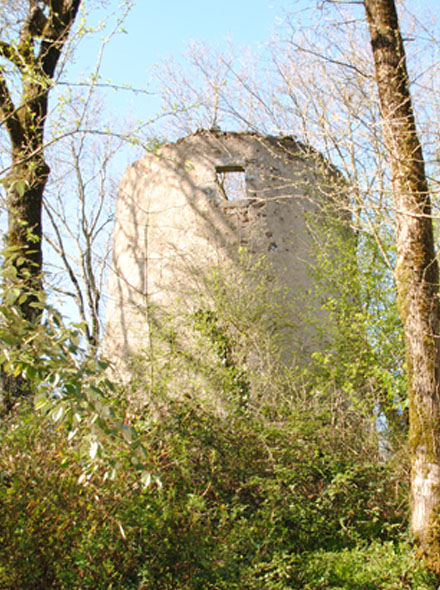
left=289, top=41, right=371, bottom=79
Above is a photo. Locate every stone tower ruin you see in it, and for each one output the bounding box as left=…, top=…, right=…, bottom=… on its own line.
left=105, top=130, right=346, bottom=367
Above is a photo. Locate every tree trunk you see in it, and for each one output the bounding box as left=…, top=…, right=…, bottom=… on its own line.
left=6, top=157, right=50, bottom=318
left=0, top=0, right=82, bottom=410
left=364, top=0, right=440, bottom=569
left=0, top=155, right=49, bottom=413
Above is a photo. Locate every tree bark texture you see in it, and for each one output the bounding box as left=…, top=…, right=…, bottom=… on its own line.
left=364, top=0, right=440, bottom=569
left=0, top=0, right=81, bottom=318
left=0, top=1, right=81, bottom=408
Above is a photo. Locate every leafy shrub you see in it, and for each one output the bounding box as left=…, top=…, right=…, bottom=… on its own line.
left=130, top=398, right=409, bottom=589
left=216, top=542, right=436, bottom=590
left=295, top=541, right=436, bottom=590
left=0, top=389, right=414, bottom=590
left=0, top=413, right=146, bottom=589
left=0, top=243, right=420, bottom=589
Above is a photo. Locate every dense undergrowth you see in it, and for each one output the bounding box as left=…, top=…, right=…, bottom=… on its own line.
left=0, top=393, right=435, bottom=589
left=0, top=239, right=437, bottom=588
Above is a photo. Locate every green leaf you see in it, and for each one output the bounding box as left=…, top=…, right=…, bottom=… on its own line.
left=35, top=393, right=49, bottom=411
left=15, top=179, right=27, bottom=197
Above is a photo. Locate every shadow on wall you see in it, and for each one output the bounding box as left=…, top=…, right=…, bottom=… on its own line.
left=104, top=129, right=350, bottom=372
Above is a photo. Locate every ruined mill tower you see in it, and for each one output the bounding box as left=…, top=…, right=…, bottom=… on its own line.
left=105, top=130, right=347, bottom=368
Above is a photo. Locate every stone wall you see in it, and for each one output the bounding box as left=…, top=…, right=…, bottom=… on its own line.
left=105, top=130, right=347, bottom=367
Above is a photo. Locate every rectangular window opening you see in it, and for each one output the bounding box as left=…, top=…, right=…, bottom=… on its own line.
left=215, top=166, right=246, bottom=201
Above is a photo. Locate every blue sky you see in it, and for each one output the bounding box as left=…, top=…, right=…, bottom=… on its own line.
left=86, top=0, right=280, bottom=85
left=70, top=0, right=439, bottom=133
left=104, top=0, right=279, bottom=69
left=61, top=0, right=440, bottom=187
left=68, top=0, right=293, bottom=125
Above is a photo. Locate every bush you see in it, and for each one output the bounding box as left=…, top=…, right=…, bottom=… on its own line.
left=0, top=393, right=417, bottom=590
left=0, top=413, right=146, bottom=589
left=296, top=541, right=437, bottom=590
left=0, top=247, right=422, bottom=589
